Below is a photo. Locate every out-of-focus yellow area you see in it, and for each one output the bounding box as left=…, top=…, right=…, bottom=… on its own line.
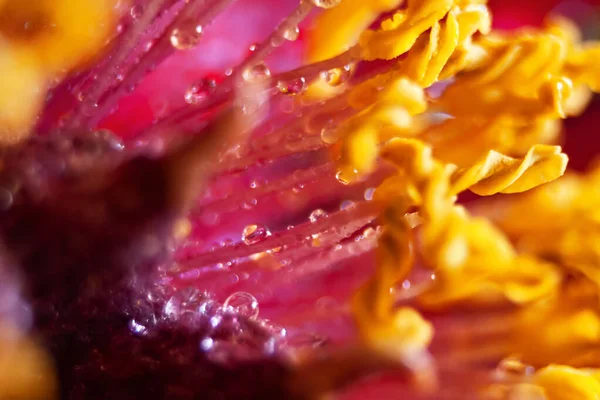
left=0, top=0, right=121, bottom=144
left=0, top=326, right=57, bottom=399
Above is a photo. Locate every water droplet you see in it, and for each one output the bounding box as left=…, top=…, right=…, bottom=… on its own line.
left=130, top=4, right=143, bottom=20
left=495, top=357, right=535, bottom=380
left=283, top=26, right=300, bottom=41
left=210, top=314, right=223, bottom=328
left=364, top=187, right=375, bottom=201
left=362, top=227, right=376, bottom=238
left=242, top=63, right=271, bottom=82
left=335, top=170, right=351, bottom=185
left=127, top=319, right=148, bottom=336
left=320, top=124, right=338, bottom=144
left=249, top=43, right=258, bottom=52
left=76, top=91, right=85, bottom=102
left=242, top=224, right=271, bottom=245
left=320, top=64, right=353, bottom=87
left=335, top=168, right=357, bottom=185
left=200, top=337, right=214, bottom=351
left=309, top=209, right=328, bottom=223
left=184, top=78, right=216, bottom=104
left=277, top=77, right=306, bottom=95
left=224, top=292, right=259, bottom=319
left=198, top=299, right=219, bottom=315
left=340, top=200, right=355, bottom=211
left=310, top=0, right=341, bottom=7
left=81, top=102, right=99, bottom=117
left=262, top=320, right=287, bottom=338
left=163, top=296, right=180, bottom=319
left=162, top=288, right=205, bottom=321
left=270, top=35, right=285, bottom=47
left=280, top=258, right=291, bottom=267
left=170, top=23, right=203, bottom=50
left=292, top=183, right=304, bottom=193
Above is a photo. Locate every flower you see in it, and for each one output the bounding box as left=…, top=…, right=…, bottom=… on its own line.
left=0, top=0, right=599, bottom=399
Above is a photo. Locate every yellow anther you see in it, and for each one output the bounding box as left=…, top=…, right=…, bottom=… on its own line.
left=359, top=0, right=454, bottom=61
left=450, top=145, right=568, bottom=196
left=305, top=0, right=402, bottom=97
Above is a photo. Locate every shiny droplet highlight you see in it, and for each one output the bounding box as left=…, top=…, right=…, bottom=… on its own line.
left=277, top=77, right=306, bottom=95
left=242, top=224, right=271, bottom=245
left=309, top=209, right=328, bottom=223
left=283, top=26, right=300, bottom=41
left=184, top=78, right=216, bottom=104
left=242, top=63, right=271, bottom=82
left=223, top=292, right=259, bottom=319
left=170, top=23, right=203, bottom=50
left=309, top=0, right=342, bottom=8
left=321, top=64, right=353, bottom=87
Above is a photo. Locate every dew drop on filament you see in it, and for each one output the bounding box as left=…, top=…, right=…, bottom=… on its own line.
left=309, top=209, right=328, bottom=223
left=170, top=23, right=203, bottom=50
left=242, top=63, right=271, bottom=82
left=184, top=78, right=216, bottom=104
left=340, top=200, right=355, bottom=211
left=321, top=64, right=353, bottom=87
left=223, top=292, right=259, bottom=319
left=495, top=357, right=535, bottom=380
left=309, top=0, right=342, bottom=8
left=320, top=125, right=338, bottom=144
left=242, top=224, right=271, bottom=245
left=130, top=4, right=143, bottom=20
left=336, top=170, right=354, bottom=185
left=127, top=319, right=148, bottom=336
left=277, top=77, right=306, bottom=95
left=200, top=337, right=214, bottom=351
left=283, top=26, right=300, bottom=41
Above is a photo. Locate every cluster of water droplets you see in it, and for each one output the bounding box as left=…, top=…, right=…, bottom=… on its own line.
left=113, top=0, right=367, bottom=367
left=124, top=286, right=293, bottom=365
